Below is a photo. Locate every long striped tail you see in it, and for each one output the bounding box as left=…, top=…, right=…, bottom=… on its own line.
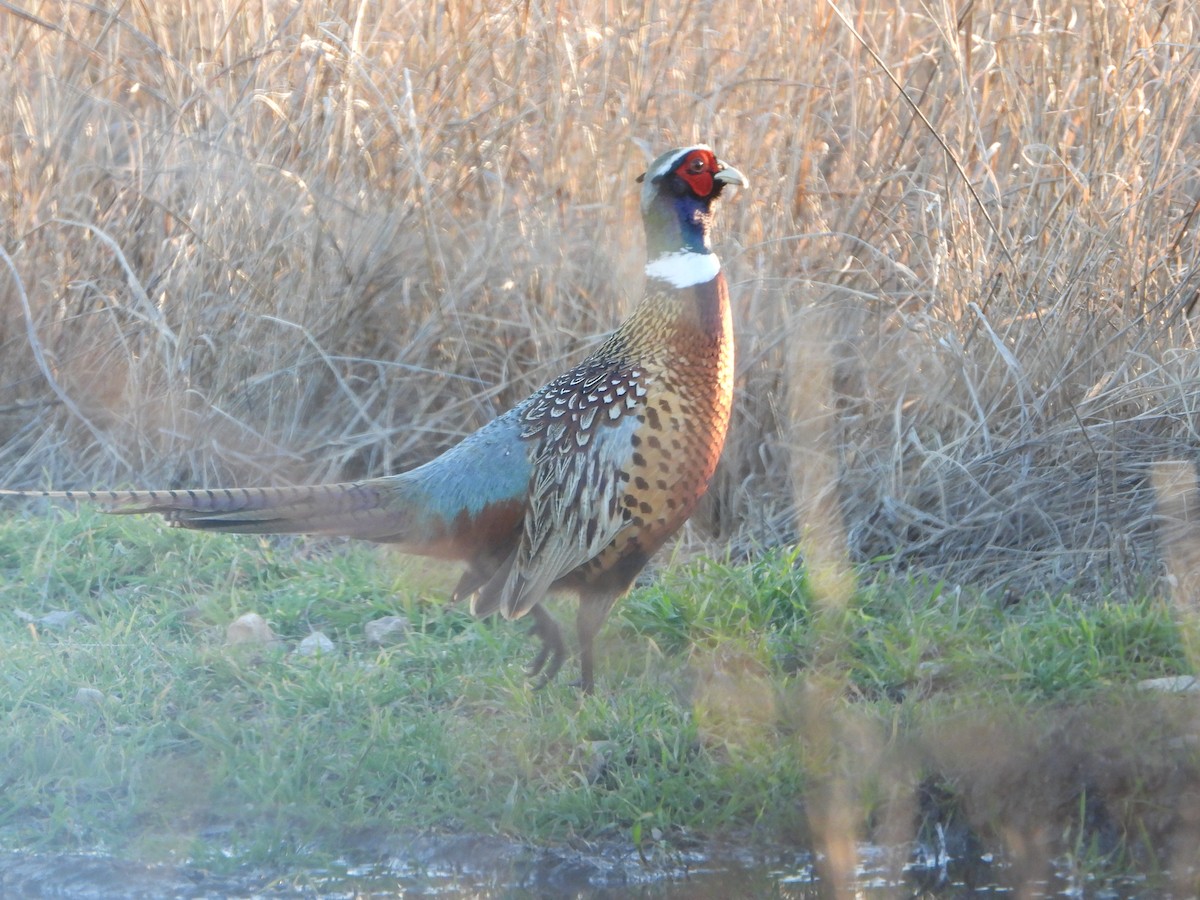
left=0, top=484, right=405, bottom=539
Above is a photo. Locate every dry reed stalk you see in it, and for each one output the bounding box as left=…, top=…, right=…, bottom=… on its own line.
left=2, top=1, right=1199, bottom=597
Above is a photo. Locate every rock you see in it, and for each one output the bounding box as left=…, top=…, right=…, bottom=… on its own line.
left=15, top=609, right=81, bottom=629
left=74, top=687, right=106, bottom=707
left=365, top=615, right=409, bottom=646
left=226, top=612, right=276, bottom=645
left=296, top=631, right=335, bottom=656
left=1136, top=676, right=1200, bottom=693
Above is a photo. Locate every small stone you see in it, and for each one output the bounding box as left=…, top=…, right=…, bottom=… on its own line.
left=15, top=609, right=80, bottom=629
left=365, top=615, right=409, bottom=646
left=296, top=631, right=335, bottom=657
left=39, top=610, right=81, bottom=628
left=75, top=687, right=106, bottom=707
left=226, top=612, right=276, bottom=645
left=1136, top=676, right=1200, bottom=693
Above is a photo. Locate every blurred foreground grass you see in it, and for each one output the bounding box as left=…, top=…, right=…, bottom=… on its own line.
left=2, top=508, right=1199, bottom=891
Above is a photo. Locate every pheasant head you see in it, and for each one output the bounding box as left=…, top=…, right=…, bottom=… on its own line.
left=637, top=145, right=748, bottom=286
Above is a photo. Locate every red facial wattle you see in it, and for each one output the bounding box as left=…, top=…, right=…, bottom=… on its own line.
left=675, top=149, right=718, bottom=197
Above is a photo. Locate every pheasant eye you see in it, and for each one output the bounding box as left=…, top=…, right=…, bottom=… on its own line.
left=676, top=152, right=715, bottom=195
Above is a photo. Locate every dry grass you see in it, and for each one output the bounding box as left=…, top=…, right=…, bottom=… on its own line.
left=3, top=1, right=1200, bottom=596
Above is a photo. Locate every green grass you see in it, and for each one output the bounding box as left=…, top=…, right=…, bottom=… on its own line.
left=2, top=508, right=1199, bottom=888
left=626, top=555, right=1189, bottom=704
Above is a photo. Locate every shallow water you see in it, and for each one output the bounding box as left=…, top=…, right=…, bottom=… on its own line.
left=0, top=837, right=1155, bottom=899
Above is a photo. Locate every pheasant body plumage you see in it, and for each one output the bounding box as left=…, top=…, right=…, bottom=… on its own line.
left=1, top=145, right=746, bottom=692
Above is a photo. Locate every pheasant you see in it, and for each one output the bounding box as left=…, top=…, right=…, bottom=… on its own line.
left=0, top=144, right=747, bottom=693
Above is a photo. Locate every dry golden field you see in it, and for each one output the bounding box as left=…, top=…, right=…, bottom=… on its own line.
left=3, top=0, right=1199, bottom=596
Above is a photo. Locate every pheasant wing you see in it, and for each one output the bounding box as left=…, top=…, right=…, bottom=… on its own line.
left=469, top=355, right=647, bottom=620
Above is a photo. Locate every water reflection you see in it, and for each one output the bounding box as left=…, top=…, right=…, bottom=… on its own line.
left=0, top=841, right=1151, bottom=899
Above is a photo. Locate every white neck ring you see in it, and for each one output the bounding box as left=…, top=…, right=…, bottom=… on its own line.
left=644, top=250, right=720, bottom=288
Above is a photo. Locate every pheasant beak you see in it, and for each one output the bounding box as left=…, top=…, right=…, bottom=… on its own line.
left=714, top=162, right=748, bottom=192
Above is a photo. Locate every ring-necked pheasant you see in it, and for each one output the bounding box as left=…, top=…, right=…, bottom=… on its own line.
left=0, top=144, right=747, bottom=693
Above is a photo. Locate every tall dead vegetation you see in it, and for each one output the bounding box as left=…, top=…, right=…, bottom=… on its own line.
left=2, top=1, right=1198, bottom=596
